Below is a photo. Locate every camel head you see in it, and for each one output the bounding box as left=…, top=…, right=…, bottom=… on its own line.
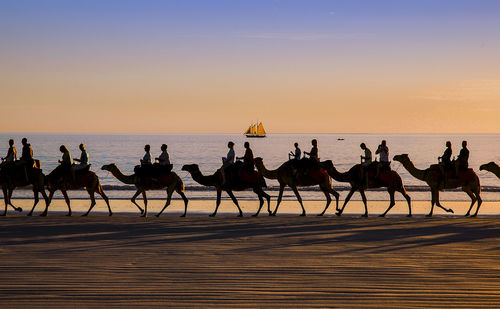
left=393, top=154, right=409, bottom=164
left=254, top=157, right=264, bottom=170
left=480, top=161, right=498, bottom=172
left=101, top=163, right=118, bottom=172
left=181, top=164, right=200, bottom=174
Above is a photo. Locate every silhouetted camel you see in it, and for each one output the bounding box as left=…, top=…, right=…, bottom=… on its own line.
left=254, top=158, right=339, bottom=216
left=102, top=163, right=188, bottom=217
left=394, top=154, right=482, bottom=217
left=480, top=162, right=500, bottom=179
left=0, top=165, right=48, bottom=216
left=181, top=163, right=271, bottom=217
left=320, top=160, right=412, bottom=217
left=44, top=167, right=111, bottom=216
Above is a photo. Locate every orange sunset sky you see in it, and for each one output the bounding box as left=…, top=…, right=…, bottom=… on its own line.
left=1, top=1, right=499, bottom=133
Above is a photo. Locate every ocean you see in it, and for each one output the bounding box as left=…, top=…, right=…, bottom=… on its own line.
left=1, top=133, right=500, bottom=204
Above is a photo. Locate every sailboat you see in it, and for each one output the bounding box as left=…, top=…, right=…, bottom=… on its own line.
left=244, top=122, right=266, bottom=138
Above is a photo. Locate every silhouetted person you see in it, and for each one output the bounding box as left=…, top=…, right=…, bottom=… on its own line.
left=1, top=139, right=17, bottom=165
left=304, top=139, right=319, bottom=162
left=141, top=144, right=152, bottom=166
left=58, top=145, right=73, bottom=181
left=237, top=141, right=254, bottom=172
left=17, top=138, right=34, bottom=182
left=360, top=143, right=372, bottom=187
left=456, top=140, right=469, bottom=173
left=375, top=140, right=390, bottom=177
left=289, top=142, right=301, bottom=160
left=72, top=143, right=89, bottom=178
left=155, top=144, right=172, bottom=173
left=221, top=141, right=235, bottom=186
left=438, top=141, right=453, bottom=183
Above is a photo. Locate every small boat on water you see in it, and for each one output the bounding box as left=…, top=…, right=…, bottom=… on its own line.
left=244, top=122, right=267, bottom=138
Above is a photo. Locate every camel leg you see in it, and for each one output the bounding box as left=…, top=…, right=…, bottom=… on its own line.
left=178, top=190, right=188, bottom=217
left=332, top=189, right=340, bottom=212
left=359, top=189, right=368, bottom=217
left=96, top=185, right=112, bottom=216
left=337, top=188, right=356, bottom=216
left=291, top=186, right=306, bottom=216
left=400, top=188, right=412, bottom=217
left=41, top=190, right=55, bottom=217
left=7, top=189, right=21, bottom=212
left=82, top=189, right=96, bottom=216
left=28, top=188, right=40, bottom=216
left=380, top=189, right=396, bottom=217
left=156, top=187, right=174, bottom=217
left=226, top=190, right=243, bottom=217
left=141, top=191, right=148, bottom=217
left=435, top=191, right=454, bottom=214
left=130, top=189, right=145, bottom=215
left=471, top=191, right=482, bottom=217
left=1, top=186, right=7, bottom=216
left=252, top=187, right=264, bottom=217
left=318, top=186, right=332, bottom=216
left=463, top=187, right=476, bottom=217
left=39, top=189, right=49, bottom=215
left=272, top=184, right=285, bottom=216
left=61, top=190, right=72, bottom=216
left=263, top=191, right=271, bottom=215
left=427, top=190, right=437, bottom=217
left=211, top=189, right=222, bottom=217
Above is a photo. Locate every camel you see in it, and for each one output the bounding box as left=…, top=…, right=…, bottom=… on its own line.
left=0, top=164, right=48, bottom=216
left=181, top=163, right=270, bottom=217
left=102, top=163, right=188, bottom=217
left=44, top=166, right=112, bottom=216
left=480, top=162, right=500, bottom=179
left=320, top=161, right=412, bottom=217
left=394, top=154, right=482, bottom=217
left=254, top=158, right=339, bottom=216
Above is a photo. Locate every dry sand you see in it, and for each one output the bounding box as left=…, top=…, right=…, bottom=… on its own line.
left=0, top=200, right=499, bottom=308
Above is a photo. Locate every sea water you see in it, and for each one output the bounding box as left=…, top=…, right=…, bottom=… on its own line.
left=1, top=133, right=499, bottom=204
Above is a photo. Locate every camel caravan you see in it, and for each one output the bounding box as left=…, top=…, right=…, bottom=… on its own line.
left=0, top=137, right=498, bottom=218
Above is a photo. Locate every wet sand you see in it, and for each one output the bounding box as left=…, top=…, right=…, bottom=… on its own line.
left=0, top=200, right=499, bottom=308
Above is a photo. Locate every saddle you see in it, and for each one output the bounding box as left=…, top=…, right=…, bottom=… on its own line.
left=134, top=163, right=172, bottom=178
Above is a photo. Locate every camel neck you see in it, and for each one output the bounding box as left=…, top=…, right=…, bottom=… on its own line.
left=190, top=169, right=216, bottom=187
left=325, top=163, right=350, bottom=182
left=109, top=166, right=136, bottom=184
left=256, top=162, right=278, bottom=180
left=400, top=159, right=426, bottom=181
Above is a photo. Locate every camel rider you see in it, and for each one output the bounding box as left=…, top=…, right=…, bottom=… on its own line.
left=72, top=143, right=89, bottom=177
left=58, top=145, right=73, bottom=181
left=288, top=142, right=301, bottom=160
left=141, top=144, right=152, bottom=166
left=1, top=139, right=17, bottom=168
left=155, top=144, right=172, bottom=173
left=438, top=141, right=454, bottom=183
left=136, top=144, right=153, bottom=178
left=237, top=141, right=255, bottom=173
left=375, top=140, right=389, bottom=177
left=455, top=140, right=469, bottom=174
left=221, top=141, right=235, bottom=186
left=360, top=143, right=372, bottom=186
left=304, top=139, right=319, bottom=162
left=17, top=138, right=34, bottom=182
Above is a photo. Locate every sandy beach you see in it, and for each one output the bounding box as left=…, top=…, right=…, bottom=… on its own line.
left=0, top=200, right=498, bottom=308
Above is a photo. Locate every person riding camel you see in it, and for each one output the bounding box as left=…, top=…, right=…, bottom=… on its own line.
left=304, top=139, right=319, bottom=162
left=288, top=142, right=301, bottom=161
left=237, top=142, right=254, bottom=171
left=155, top=144, right=172, bottom=173
left=72, top=143, right=90, bottom=179
left=375, top=140, right=390, bottom=177
left=221, top=141, right=235, bottom=186
left=58, top=145, right=73, bottom=182
left=438, top=141, right=454, bottom=185
left=1, top=139, right=17, bottom=167
left=360, top=143, right=372, bottom=187
left=17, top=138, right=34, bottom=182
left=455, top=140, right=469, bottom=175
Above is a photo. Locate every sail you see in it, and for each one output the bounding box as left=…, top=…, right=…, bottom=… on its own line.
left=244, top=125, right=252, bottom=134
left=251, top=124, right=257, bottom=135
left=257, top=122, right=266, bottom=135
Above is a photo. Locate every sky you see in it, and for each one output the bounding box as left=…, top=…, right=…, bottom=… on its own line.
left=1, top=0, right=499, bottom=133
